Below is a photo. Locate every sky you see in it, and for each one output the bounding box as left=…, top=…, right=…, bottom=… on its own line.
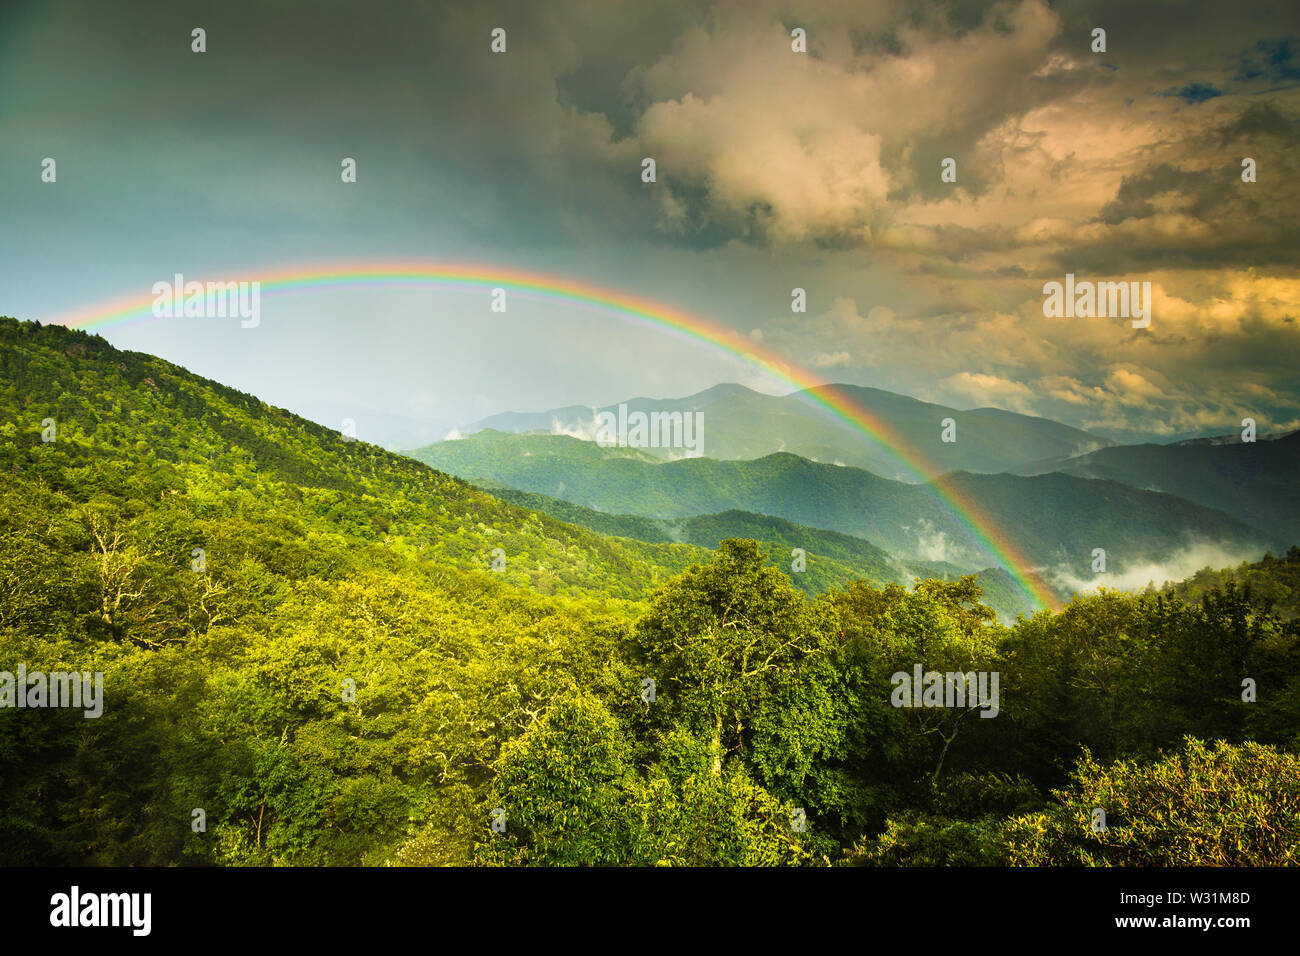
left=2, top=0, right=1298, bottom=449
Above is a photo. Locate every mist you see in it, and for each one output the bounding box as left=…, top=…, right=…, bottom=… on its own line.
left=1048, top=540, right=1267, bottom=596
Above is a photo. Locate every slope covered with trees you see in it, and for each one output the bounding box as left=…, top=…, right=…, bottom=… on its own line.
left=411, top=430, right=1278, bottom=577
left=1014, top=432, right=1300, bottom=545
left=487, top=486, right=1037, bottom=619
left=2, top=316, right=1297, bottom=867
left=1164, top=547, right=1300, bottom=621
left=0, top=318, right=702, bottom=602
left=457, top=381, right=1112, bottom=477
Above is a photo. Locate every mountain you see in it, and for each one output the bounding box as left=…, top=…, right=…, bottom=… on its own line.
left=1162, top=545, right=1300, bottom=621
left=0, top=317, right=705, bottom=604
left=410, top=430, right=1278, bottom=581
left=484, top=485, right=1039, bottom=619
left=455, top=382, right=1113, bottom=478
left=4, top=316, right=1296, bottom=870
left=1012, top=432, right=1300, bottom=545
left=0, top=317, right=1007, bottom=612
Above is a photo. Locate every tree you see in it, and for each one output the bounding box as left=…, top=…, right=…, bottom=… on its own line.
left=830, top=576, right=1003, bottom=794
left=1003, top=738, right=1300, bottom=866
left=475, top=694, right=632, bottom=866
left=630, top=540, right=843, bottom=798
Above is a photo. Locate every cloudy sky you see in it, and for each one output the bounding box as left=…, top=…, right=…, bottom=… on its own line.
left=2, top=0, right=1298, bottom=447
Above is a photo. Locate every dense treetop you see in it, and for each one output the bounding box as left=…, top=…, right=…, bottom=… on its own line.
left=2, top=316, right=1297, bottom=866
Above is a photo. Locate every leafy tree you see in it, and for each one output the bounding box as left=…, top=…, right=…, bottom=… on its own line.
left=1003, top=738, right=1300, bottom=866
left=475, top=694, right=632, bottom=866
left=630, top=540, right=844, bottom=802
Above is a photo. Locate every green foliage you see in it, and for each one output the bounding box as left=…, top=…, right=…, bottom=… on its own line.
left=412, top=428, right=1271, bottom=589
left=472, top=692, right=817, bottom=867
left=996, top=585, right=1300, bottom=779
left=0, top=319, right=696, bottom=606
left=1002, top=738, right=1300, bottom=866
left=2, top=317, right=1298, bottom=868
left=475, top=694, right=633, bottom=866
left=489, top=486, right=1022, bottom=611
left=1166, top=546, right=1300, bottom=621
left=851, top=740, right=1300, bottom=867
left=848, top=815, right=1009, bottom=867
left=845, top=771, right=1041, bottom=867
left=631, top=541, right=845, bottom=804
left=625, top=768, right=814, bottom=866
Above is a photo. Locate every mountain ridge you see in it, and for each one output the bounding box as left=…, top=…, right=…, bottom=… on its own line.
left=1012, top=431, right=1300, bottom=544
left=409, top=429, right=1279, bottom=582
left=451, top=380, right=1114, bottom=478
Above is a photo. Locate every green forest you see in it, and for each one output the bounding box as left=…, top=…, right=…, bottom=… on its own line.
left=2, top=316, right=1298, bottom=866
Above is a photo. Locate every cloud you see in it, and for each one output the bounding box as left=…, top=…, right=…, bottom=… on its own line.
left=754, top=267, right=1300, bottom=439
left=1049, top=539, right=1266, bottom=595
left=1236, top=36, right=1300, bottom=84
left=6, top=0, right=1299, bottom=450
left=941, top=372, right=1037, bottom=413
left=551, top=414, right=601, bottom=441
left=627, top=0, right=1068, bottom=246
left=906, top=518, right=960, bottom=563
left=1105, top=369, right=1165, bottom=406
left=813, top=351, right=852, bottom=368
left=1162, top=82, right=1224, bottom=104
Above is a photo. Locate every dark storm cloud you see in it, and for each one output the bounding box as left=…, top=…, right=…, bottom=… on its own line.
left=1164, top=82, right=1223, bottom=103
left=1099, top=164, right=1203, bottom=225
left=3, top=0, right=1299, bottom=444
left=0, top=0, right=692, bottom=250
left=1052, top=98, right=1300, bottom=275
left=1236, top=37, right=1300, bottom=84
left=607, top=0, right=1300, bottom=256
left=3, top=0, right=1296, bottom=261
left=1218, top=100, right=1300, bottom=144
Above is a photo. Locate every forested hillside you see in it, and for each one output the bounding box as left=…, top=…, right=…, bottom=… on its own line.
left=487, top=486, right=1037, bottom=619
left=2, top=316, right=1298, bottom=867
left=411, top=430, right=1277, bottom=575
left=1165, top=547, right=1300, bottom=621
left=0, top=318, right=704, bottom=602
left=1014, top=431, right=1300, bottom=545
left=459, top=381, right=1112, bottom=477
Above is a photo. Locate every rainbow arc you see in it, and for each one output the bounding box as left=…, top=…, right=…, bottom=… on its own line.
left=49, top=260, right=1061, bottom=611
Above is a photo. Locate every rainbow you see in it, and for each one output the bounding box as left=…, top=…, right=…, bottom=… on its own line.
left=48, top=260, right=1060, bottom=610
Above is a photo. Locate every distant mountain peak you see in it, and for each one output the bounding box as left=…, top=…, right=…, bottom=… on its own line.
left=452, top=380, right=1115, bottom=477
